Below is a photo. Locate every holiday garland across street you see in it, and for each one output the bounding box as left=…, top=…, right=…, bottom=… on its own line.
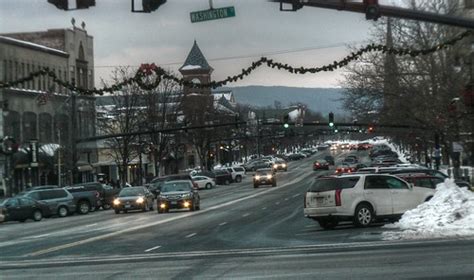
left=0, top=30, right=471, bottom=96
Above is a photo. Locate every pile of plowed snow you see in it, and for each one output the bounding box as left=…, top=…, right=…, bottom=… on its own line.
left=383, top=179, right=474, bottom=240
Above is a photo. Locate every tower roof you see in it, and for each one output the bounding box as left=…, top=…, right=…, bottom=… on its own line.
left=179, top=40, right=213, bottom=72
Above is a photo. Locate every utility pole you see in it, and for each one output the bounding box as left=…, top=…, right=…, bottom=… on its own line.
left=58, top=129, right=61, bottom=187
left=70, top=79, right=79, bottom=184
left=256, top=117, right=261, bottom=158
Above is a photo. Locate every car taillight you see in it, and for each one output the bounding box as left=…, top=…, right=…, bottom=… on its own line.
left=335, top=189, right=342, bottom=206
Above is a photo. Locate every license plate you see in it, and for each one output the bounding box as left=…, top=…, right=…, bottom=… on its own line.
left=316, top=197, right=324, bottom=204
left=170, top=201, right=177, bottom=205
left=125, top=204, right=131, bottom=208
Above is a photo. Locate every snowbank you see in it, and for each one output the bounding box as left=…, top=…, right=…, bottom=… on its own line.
left=383, top=179, right=474, bottom=240
left=368, top=138, right=409, bottom=163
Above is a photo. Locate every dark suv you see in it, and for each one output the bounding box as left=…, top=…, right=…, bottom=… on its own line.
left=149, top=174, right=198, bottom=196
left=157, top=180, right=201, bottom=213
left=253, top=168, right=276, bottom=188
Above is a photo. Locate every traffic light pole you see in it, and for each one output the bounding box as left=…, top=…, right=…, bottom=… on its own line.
left=277, top=0, right=474, bottom=29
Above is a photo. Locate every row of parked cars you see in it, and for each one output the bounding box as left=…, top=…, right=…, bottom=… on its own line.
left=0, top=182, right=119, bottom=224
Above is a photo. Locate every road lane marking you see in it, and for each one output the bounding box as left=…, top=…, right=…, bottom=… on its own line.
left=275, top=202, right=280, bottom=205
left=144, top=245, right=161, bottom=253
left=219, top=222, right=227, bottom=226
left=262, top=207, right=267, bottom=210
left=284, top=198, right=289, bottom=201
left=292, top=194, right=301, bottom=198
left=24, top=171, right=314, bottom=257
left=242, top=213, right=250, bottom=217
left=185, top=233, right=197, bottom=238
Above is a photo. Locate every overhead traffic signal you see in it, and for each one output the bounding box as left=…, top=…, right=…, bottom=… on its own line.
left=48, top=0, right=95, bottom=10
left=364, top=0, right=380, bottom=21
left=141, top=0, right=166, bottom=13
left=328, top=112, right=334, bottom=127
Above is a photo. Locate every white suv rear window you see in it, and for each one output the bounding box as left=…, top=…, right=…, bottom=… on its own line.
left=308, top=177, right=359, bottom=192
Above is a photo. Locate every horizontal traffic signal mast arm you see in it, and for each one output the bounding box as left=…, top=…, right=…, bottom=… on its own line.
left=76, top=121, right=247, bottom=143
left=262, top=122, right=426, bottom=129
left=277, top=0, right=474, bottom=29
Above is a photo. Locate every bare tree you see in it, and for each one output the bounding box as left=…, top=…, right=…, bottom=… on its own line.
left=97, top=68, right=142, bottom=185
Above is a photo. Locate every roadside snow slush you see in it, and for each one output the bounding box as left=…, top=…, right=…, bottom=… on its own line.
left=383, top=179, right=474, bottom=240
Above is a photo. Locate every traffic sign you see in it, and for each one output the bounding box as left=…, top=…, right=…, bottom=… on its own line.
left=190, top=6, right=235, bottom=23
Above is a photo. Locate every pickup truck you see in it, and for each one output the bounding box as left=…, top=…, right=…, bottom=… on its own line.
left=68, top=182, right=120, bottom=210
left=64, top=186, right=101, bottom=215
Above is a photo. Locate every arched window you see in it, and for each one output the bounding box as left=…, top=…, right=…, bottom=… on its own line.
left=4, top=111, right=21, bottom=141
left=78, top=42, right=85, bottom=61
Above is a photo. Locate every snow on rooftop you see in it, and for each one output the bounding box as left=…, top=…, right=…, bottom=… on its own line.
left=0, top=36, right=68, bottom=56
left=383, top=179, right=474, bottom=240
left=181, top=65, right=202, bottom=70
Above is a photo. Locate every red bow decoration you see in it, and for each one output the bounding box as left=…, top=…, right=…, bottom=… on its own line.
left=139, top=63, right=158, bottom=75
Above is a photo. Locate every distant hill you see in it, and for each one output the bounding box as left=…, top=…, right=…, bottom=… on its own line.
left=222, top=86, right=348, bottom=116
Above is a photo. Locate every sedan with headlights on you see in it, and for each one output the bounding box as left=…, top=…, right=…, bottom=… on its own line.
left=113, top=187, right=155, bottom=214
left=253, top=168, right=276, bottom=188
left=272, top=160, right=288, bottom=172
left=157, top=180, right=201, bottom=213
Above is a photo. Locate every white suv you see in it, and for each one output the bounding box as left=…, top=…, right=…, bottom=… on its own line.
left=304, top=174, right=435, bottom=229
left=226, top=167, right=246, bottom=183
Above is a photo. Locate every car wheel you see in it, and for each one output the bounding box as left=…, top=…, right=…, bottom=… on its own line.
left=196, top=200, right=201, bottom=210
left=19, top=219, right=26, bottom=223
left=77, top=201, right=90, bottom=215
left=254, top=183, right=259, bottom=188
left=158, top=208, right=163, bottom=214
left=205, top=183, right=212, bottom=189
left=114, top=209, right=120, bottom=214
left=190, top=203, right=196, bottom=212
left=32, top=210, right=43, bottom=222
left=124, top=210, right=128, bottom=214
left=235, top=175, right=242, bottom=183
left=354, top=204, right=374, bottom=227
left=103, top=203, right=111, bottom=210
left=317, top=218, right=338, bottom=230
left=272, top=181, right=277, bottom=187
left=142, top=202, right=148, bottom=212
left=57, top=206, right=68, bottom=218
left=149, top=203, right=154, bottom=211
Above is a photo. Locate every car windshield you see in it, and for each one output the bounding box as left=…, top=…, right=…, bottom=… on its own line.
left=162, top=182, right=191, bottom=193
left=118, top=188, right=143, bottom=197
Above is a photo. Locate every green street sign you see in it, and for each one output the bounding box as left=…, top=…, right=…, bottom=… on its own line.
left=190, top=6, right=235, bottom=23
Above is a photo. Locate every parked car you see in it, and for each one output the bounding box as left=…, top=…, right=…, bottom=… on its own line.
left=226, top=166, right=246, bottom=182
left=213, top=170, right=233, bottom=185
left=192, top=176, right=215, bottom=189
left=64, top=185, right=101, bottom=214
left=157, top=180, right=201, bottom=213
left=244, top=160, right=271, bottom=172
left=381, top=168, right=471, bottom=188
left=113, top=186, right=155, bottom=214
left=397, top=174, right=444, bottom=189
left=304, top=174, right=434, bottom=229
left=0, top=197, right=52, bottom=223
left=20, top=188, right=76, bottom=217
left=149, top=174, right=198, bottom=196
left=253, top=168, right=276, bottom=188
left=313, top=159, right=330, bottom=170
left=287, top=153, right=305, bottom=161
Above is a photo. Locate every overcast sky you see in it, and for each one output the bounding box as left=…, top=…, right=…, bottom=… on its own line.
left=0, top=0, right=398, bottom=88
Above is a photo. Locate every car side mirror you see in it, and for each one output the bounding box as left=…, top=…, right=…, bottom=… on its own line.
left=408, top=183, right=414, bottom=189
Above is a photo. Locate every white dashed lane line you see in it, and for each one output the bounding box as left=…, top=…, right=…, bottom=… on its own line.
left=292, top=193, right=301, bottom=198
left=185, top=233, right=197, bottom=238
left=144, top=245, right=161, bottom=253
left=242, top=213, right=250, bottom=217
left=219, top=222, right=227, bottom=226
left=262, top=207, right=267, bottom=210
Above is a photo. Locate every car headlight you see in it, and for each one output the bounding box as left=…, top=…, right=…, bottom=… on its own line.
left=267, top=174, right=273, bottom=179
left=113, top=199, right=121, bottom=205
left=255, top=175, right=261, bottom=180
left=273, top=164, right=278, bottom=168
left=136, top=197, right=145, bottom=204
left=282, top=163, right=286, bottom=167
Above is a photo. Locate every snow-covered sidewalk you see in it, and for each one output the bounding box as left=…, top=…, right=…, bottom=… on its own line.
left=383, top=179, right=474, bottom=240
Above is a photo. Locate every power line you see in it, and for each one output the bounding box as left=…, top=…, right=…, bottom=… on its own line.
left=94, top=40, right=365, bottom=69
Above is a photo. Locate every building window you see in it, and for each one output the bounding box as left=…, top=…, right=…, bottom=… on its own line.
left=22, top=112, right=38, bottom=143
left=39, top=113, right=53, bottom=143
